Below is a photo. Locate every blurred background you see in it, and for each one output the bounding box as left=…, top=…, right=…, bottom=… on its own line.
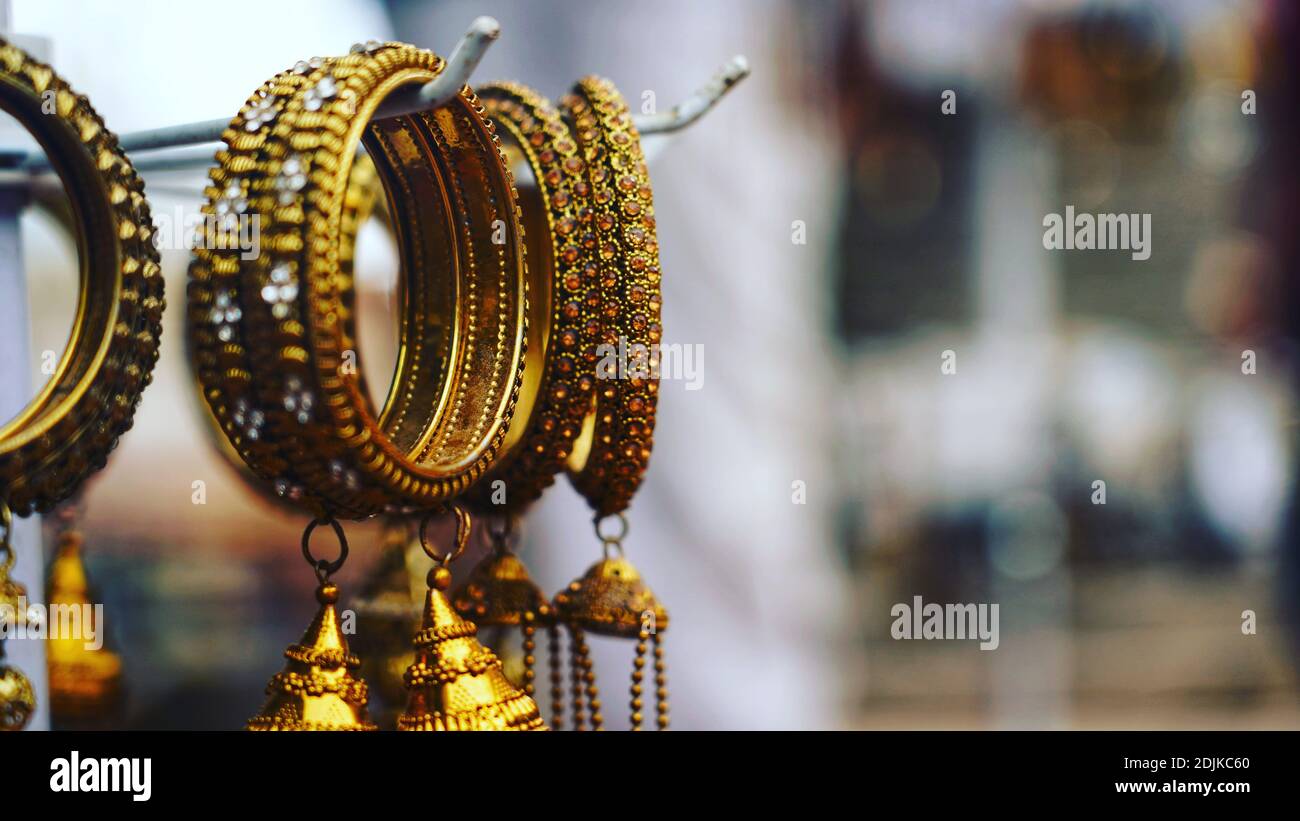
left=2, top=0, right=1298, bottom=729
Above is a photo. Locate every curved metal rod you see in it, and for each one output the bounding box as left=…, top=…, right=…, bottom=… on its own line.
left=412, top=15, right=500, bottom=109
left=14, top=17, right=502, bottom=169
left=633, top=55, right=750, bottom=136
left=8, top=31, right=748, bottom=176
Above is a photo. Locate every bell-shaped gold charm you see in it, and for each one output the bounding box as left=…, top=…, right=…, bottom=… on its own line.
left=247, top=580, right=377, bottom=731
left=399, top=506, right=547, bottom=731
left=453, top=550, right=550, bottom=628
left=555, top=515, right=669, bottom=730
left=46, top=529, right=123, bottom=724
left=0, top=568, right=35, bottom=732
left=451, top=525, right=554, bottom=721
left=555, top=554, right=669, bottom=639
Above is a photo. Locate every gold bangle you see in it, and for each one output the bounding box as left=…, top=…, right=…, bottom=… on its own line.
left=561, top=77, right=662, bottom=517
left=0, top=38, right=164, bottom=516
left=464, top=82, right=603, bottom=513
left=186, top=151, right=386, bottom=506
left=188, top=43, right=528, bottom=519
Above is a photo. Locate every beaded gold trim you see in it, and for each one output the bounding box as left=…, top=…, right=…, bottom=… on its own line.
left=561, top=77, right=662, bottom=517
left=465, top=82, right=603, bottom=513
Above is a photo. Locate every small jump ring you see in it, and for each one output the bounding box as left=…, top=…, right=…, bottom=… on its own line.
left=595, top=513, right=629, bottom=559
left=594, top=512, right=629, bottom=544
left=301, top=517, right=349, bottom=579
left=419, top=504, right=472, bottom=566
left=484, top=514, right=519, bottom=553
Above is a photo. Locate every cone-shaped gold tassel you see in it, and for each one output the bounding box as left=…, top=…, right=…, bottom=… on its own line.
left=46, top=530, right=122, bottom=722
left=247, top=581, right=377, bottom=731
left=0, top=570, right=34, bottom=732
left=398, top=566, right=547, bottom=731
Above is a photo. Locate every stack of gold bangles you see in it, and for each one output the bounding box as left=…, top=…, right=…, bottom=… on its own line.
left=0, top=34, right=672, bottom=733
left=184, top=43, right=670, bottom=732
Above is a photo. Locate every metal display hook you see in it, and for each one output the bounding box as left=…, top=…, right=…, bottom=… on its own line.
left=12, top=15, right=750, bottom=174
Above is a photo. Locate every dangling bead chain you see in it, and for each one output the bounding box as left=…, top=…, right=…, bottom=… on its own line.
left=631, top=628, right=648, bottom=730
left=548, top=622, right=565, bottom=729
left=521, top=614, right=537, bottom=697
left=569, top=627, right=587, bottom=730
left=583, top=632, right=603, bottom=730
left=654, top=632, right=669, bottom=730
